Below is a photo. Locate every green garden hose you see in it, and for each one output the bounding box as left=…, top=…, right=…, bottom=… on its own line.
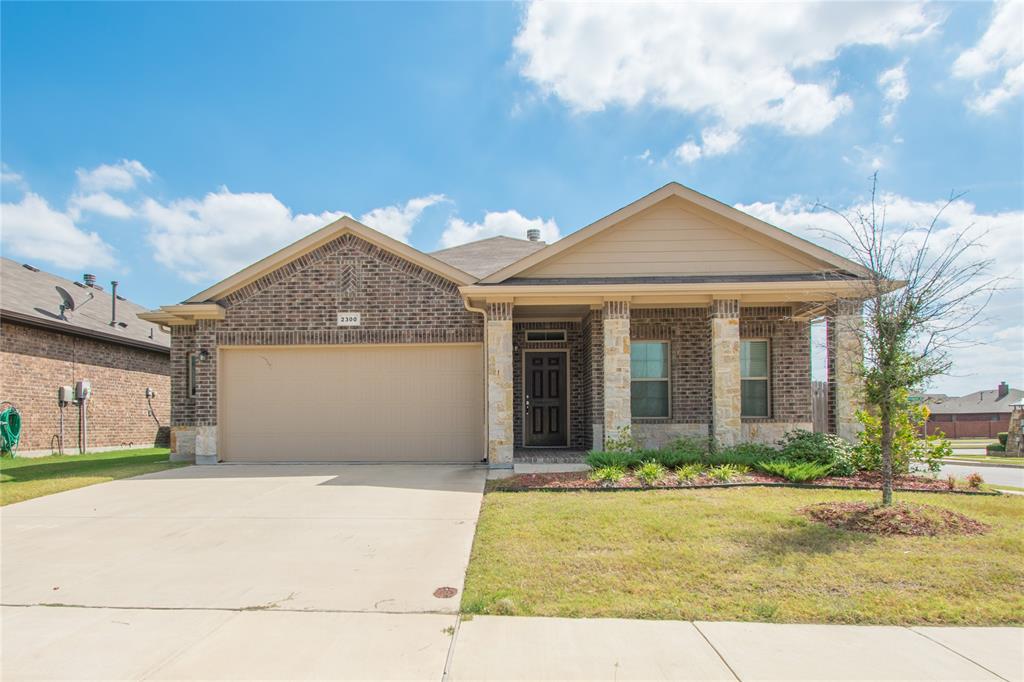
left=0, top=404, right=22, bottom=455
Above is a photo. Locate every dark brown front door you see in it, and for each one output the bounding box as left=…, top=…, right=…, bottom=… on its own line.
left=524, top=351, right=568, bottom=447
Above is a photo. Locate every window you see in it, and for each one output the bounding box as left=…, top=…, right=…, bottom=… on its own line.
left=187, top=352, right=198, bottom=398
left=741, top=340, right=769, bottom=417
left=631, top=341, right=669, bottom=418
left=525, top=330, right=566, bottom=342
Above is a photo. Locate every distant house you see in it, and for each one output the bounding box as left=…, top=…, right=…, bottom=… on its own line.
left=916, top=382, right=1022, bottom=439
left=0, top=258, right=170, bottom=455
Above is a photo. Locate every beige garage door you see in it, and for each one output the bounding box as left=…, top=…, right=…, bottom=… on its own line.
left=219, top=344, right=484, bottom=462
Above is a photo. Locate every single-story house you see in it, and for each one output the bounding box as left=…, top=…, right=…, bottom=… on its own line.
left=0, top=258, right=171, bottom=455
left=140, top=183, right=871, bottom=466
left=915, top=382, right=1023, bottom=438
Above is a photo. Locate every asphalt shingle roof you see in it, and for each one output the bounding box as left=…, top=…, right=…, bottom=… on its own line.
left=431, top=236, right=547, bottom=279
left=919, top=387, right=1023, bottom=414
left=0, top=257, right=170, bottom=352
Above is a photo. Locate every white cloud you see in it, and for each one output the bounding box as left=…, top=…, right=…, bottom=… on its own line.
left=952, top=0, right=1024, bottom=113
left=1, top=192, right=117, bottom=270
left=514, top=2, right=938, bottom=156
left=75, top=159, right=153, bottom=192
left=674, top=140, right=703, bottom=164
left=440, top=210, right=560, bottom=248
left=142, top=188, right=446, bottom=283
left=878, top=60, right=909, bottom=125
left=1, top=164, right=25, bottom=188
left=735, top=192, right=1024, bottom=394
left=68, top=192, right=135, bottom=220
left=358, top=194, right=447, bottom=243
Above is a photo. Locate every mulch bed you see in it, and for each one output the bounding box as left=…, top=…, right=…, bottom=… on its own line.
left=800, top=501, right=990, bottom=536
left=489, top=470, right=994, bottom=494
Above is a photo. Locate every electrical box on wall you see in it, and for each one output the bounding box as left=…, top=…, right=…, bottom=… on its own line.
left=58, top=386, right=73, bottom=404
left=145, top=387, right=156, bottom=399
left=75, top=380, right=92, bottom=401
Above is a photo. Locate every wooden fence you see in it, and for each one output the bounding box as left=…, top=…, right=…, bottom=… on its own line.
left=811, top=381, right=829, bottom=433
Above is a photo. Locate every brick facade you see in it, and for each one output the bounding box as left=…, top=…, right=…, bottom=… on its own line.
left=0, top=320, right=170, bottom=453
left=631, top=308, right=712, bottom=424
left=170, top=233, right=484, bottom=430
left=739, top=306, right=812, bottom=423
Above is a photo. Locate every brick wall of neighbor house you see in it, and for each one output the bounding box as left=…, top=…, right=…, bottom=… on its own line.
left=0, top=320, right=170, bottom=453
left=170, top=233, right=484, bottom=431
left=513, top=321, right=586, bottom=449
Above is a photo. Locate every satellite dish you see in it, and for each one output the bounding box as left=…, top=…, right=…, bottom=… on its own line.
left=56, top=286, right=76, bottom=317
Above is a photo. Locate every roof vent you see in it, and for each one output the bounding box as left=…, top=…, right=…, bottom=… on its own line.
left=526, top=228, right=541, bottom=242
left=22, top=263, right=39, bottom=272
left=83, top=273, right=97, bottom=287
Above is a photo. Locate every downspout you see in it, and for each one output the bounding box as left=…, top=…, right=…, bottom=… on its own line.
left=463, top=297, right=488, bottom=464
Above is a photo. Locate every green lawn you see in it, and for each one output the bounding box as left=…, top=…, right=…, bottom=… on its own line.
left=462, top=487, right=1024, bottom=625
left=0, top=448, right=186, bottom=505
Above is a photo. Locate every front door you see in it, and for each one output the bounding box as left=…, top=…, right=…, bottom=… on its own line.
left=524, top=351, right=568, bottom=447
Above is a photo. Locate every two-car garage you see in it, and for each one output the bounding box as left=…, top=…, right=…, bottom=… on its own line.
left=218, top=344, right=484, bottom=463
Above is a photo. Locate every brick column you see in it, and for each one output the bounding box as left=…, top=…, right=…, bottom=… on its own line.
left=711, top=299, right=741, bottom=447
left=602, top=300, right=631, bottom=445
left=486, top=302, right=514, bottom=466
left=193, top=319, right=218, bottom=464
left=827, top=300, right=865, bottom=442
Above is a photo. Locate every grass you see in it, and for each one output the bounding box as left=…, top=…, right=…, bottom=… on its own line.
left=941, top=454, right=1024, bottom=467
left=462, top=487, right=1024, bottom=625
left=0, top=448, right=185, bottom=505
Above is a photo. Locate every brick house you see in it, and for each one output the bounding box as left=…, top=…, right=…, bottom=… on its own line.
left=141, top=183, right=872, bottom=466
left=916, top=382, right=1023, bottom=439
left=0, top=258, right=170, bottom=455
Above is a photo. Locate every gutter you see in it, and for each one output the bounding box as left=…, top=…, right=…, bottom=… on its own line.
left=463, top=297, right=489, bottom=464
left=0, top=309, right=170, bottom=354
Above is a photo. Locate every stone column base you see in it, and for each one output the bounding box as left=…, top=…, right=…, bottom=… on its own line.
left=195, top=425, right=219, bottom=465
left=170, top=426, right=196, bottom=463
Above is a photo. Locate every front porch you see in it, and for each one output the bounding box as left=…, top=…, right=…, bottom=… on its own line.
left=481, top=298, right=863, bottom=467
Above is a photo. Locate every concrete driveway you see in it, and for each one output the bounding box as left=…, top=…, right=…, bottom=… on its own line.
left=2, top=464, right=485, bottom=680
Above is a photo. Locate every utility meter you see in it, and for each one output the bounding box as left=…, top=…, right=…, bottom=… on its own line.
left=58, top=385, right=73, bottom=404
left=75, top=380, right=92, bottom=401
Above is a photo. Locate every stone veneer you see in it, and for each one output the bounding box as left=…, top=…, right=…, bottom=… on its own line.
left=710, top=299, right=742, bottom=446
left=602, top=300, right=631, bottom=444
left=827, top=300, right=865, bottom=442
left=486, top=302, right=514, bottom=465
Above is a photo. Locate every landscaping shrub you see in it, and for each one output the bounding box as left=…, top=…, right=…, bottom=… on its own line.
left=987, top=443, right=1006, bottom=454
left=604, top=426, right=641, bottom=453
left=998, top=432, right=1008, bottom=446
left=708, top=463, right=745, bottom=482
left=635, top=460, right=666, bottom=486
left=756, top=460, right=832, bottom=483
left=853, top=404, right=950, bottom=474
left=966, top=472, right=984, bottom=489
left=589, top=465, right=627, bottom=487
left=675, top=463, right=704, bottom=483
left=585, top=450, right=643, bottom=469
left=778, top=429, right=854, bottom=474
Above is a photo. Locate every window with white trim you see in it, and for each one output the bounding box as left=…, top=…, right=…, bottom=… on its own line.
left=631, top=341, right=669, bottom=418
left=740, top=339, right=769, bottom=417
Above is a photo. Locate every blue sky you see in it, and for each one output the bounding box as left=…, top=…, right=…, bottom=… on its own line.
left=2, top=1, right=1021, bottom=394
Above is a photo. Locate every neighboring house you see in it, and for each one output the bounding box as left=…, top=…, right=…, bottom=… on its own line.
left=0, top=259, right=170, bottom=455
left=141, top=183, right=873, bottom=466
left=915, top=382, right=1023, bottom=438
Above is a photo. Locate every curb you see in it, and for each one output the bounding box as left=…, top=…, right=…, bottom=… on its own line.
left=938, top=459, right=1024, bottom=470
left=489, top=481, right=1001, bottom=496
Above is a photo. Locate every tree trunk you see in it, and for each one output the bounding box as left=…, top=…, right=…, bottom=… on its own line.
left=880, top=402, right=894, bottom=506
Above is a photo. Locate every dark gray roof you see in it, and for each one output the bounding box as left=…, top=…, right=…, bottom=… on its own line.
left=431, top=236, right=547, bottom=279
left=920, top=387, right=1023, bottom=415
left=0, top=257, right=170, bottom=352
left=496, top=272, right=858, bottom=286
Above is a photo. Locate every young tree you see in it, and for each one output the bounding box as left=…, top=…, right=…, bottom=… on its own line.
left=819, top=175, right=998, bottom=506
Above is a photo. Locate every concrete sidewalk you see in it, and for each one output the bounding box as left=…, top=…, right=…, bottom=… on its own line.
left=447, top=616, right=1023, bottom=682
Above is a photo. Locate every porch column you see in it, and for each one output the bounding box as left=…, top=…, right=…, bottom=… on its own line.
left=193, top=319, right=219, bottom=465
left=827, top=299, right=865, bottom=442
left=711, top=299, right=741, bottom=447
left=486, top=301, right=514, bottom=466
left=602, top=299, right=631, bottom=444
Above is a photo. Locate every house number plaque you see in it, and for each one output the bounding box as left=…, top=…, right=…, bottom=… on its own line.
left=337, top=312, right=361, bottom=326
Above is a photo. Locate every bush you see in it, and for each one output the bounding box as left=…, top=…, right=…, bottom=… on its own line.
left=853, top=403, right=949, bottom=474
left=586, top=450, right=643, bottom=469
left=987, top=443, right=1006, bottom=454
left=605, top=426, right=641, bottom=453
left=708, top=463, right=746, bottom=482
left=635, top=460, right=666, bottom=486
left=675, top=463, right=704, bottom=483
left=966, top=472, right=984, bottom=489
left=998, top=432, right=1008, bottom=446
left=589, top=465, right=626, bottom=486
left=778, top=429, right=854, bottom=474
left=757, top=460, right=832, bottom=483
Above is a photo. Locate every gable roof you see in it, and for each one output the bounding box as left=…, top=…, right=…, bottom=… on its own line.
left=0, top=257, right=170, bottom=352
left=184, top=215, right=476, bottom=304
left=479, top=182, right=873, bottom=284
left=921, top=387, right=1023, bottom=414
left=431, top=236, right=547, bottom=278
